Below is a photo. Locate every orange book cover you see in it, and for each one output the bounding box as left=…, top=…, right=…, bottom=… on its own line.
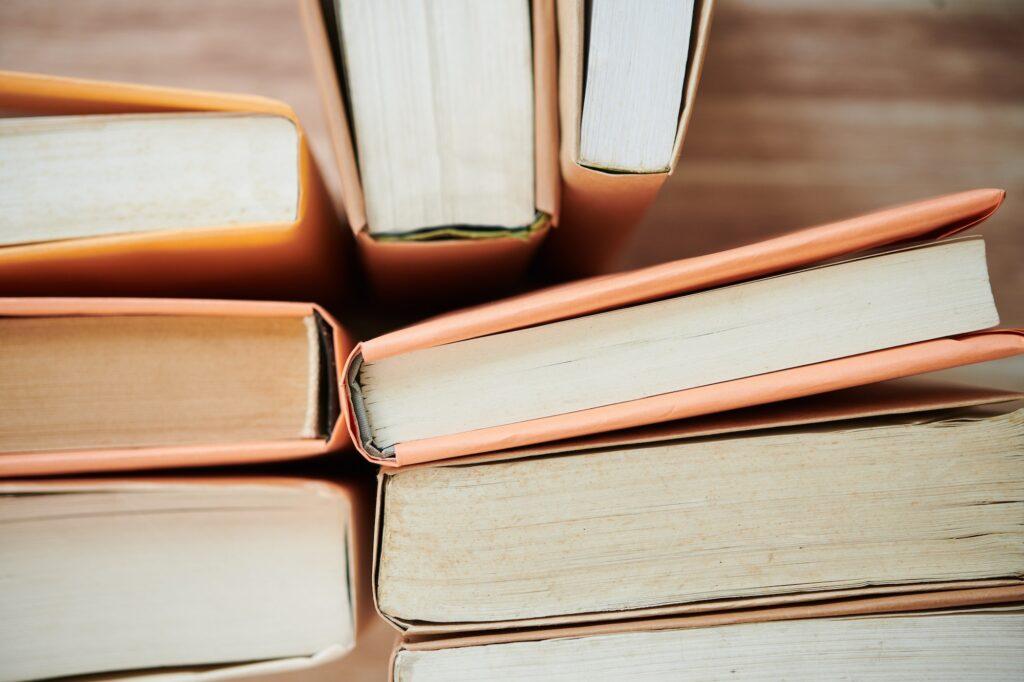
left=342, top=189, right=1024, bottom=467
left=0, top=70, right=352, bottom=304
left=0, top=297, right=354, bottom=477
left=300, top=0, right=560, bottom=303
left=540, top=0, right=716, bottom=277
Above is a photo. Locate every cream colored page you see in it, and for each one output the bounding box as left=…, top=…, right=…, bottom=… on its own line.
left=338, top=0, right=535, bottom=234
left=378, top=410, right=1024, bottom=622
left=0, top=482, right=353, bottom=682
left=395, top=612, right=1024, bottom=681
left=361, top=240, right=997, bottom=447
left=0, top=113, right=298, bottom=245
left=580, top=0, right=694, bottom=172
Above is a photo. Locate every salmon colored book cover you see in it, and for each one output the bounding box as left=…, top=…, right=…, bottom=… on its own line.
left=540, top=0, right=716, bottom=277
left=0, top=70, right=353, bottom=304
left=342, top=189, right=1024, bottom=467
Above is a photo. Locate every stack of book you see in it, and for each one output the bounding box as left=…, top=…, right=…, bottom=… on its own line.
left=2, top=1, right=1022, bottom=680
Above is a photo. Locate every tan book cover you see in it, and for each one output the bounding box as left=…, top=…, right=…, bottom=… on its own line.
left=0, top=298, right=353, bottom=477
left=342, top=189, right=1022, bottom=467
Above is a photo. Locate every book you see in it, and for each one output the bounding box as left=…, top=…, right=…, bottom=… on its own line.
left=0, top=71, right=349, bottom=303
left=579, top=0, right=696, bottom=173
left=337, top=0, right=535, bottom=237
left=0, top=299, right=351, bottom=477
left=343, top=190, right=1023, bottom=467
left=0, top=113, right=298, bottom=246
left=542, top=0, right=712, bottom=277
left=390, top=588, right=1024, bottom=681
left=361, top=238, right=995, bottom=447
left=0, top=477, right=368, bottom=682
left=372, top=383, right=1024, bottom=630
left=300, top=0, right=559, bottom=301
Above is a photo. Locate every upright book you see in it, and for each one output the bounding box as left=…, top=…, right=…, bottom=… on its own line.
left=0, top=298, right=352, bottom=477
left=372, top=381, right=1024, bottom=632
left=343, top=189, right=1023, bottom=467
left=301, top=0, right=559, bottom=301
left=542, top=0, right=714, bottom=276
left=0, top=71, right=350, bottom=302
left=1, top=476, right=371, bottom=682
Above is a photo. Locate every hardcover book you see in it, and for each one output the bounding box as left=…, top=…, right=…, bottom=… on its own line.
left=371, top=380, right=1024, bottom=633
left=301, top=0, right=559, bottom=302
left=343, top=189, right=1023, bottom=467
left=0, top=476, right=372, bottom=682
left=542, top=0, right=714, bottom=276
left=0, top=298, right=352, bottom=477
left=389, top=587, right=1024, bottom=681
left=0, top=71, right=350, bottom=302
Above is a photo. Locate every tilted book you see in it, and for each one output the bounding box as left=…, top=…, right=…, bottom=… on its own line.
left=342, top=189, right=1023, bottom=467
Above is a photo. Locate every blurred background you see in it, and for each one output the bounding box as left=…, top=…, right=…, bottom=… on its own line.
left=2, top=0, right=1019, bottom=320
left=2, top=0, right=1021, bottom=676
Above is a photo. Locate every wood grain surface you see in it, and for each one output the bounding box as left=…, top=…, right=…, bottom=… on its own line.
left=0, top=5, right=1021, bottom=675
